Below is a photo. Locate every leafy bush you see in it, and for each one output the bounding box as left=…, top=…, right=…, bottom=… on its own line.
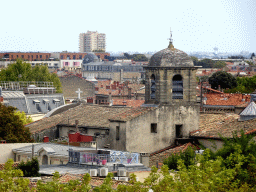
left=17, top=157, right=39, bottom=177
left=163, top=146, right=196, bottom=170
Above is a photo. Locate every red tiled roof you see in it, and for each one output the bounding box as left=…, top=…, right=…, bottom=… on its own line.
left=109, top=107, right=156, bottom=122
left=191, top=113, right=256, bottom=139
left=150, top=142, right=199, bottom=156
left=205, top=93, right=251, bottom=106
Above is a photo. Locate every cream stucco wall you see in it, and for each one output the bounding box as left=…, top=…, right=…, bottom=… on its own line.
left=0, top=143, right=35, bottom=163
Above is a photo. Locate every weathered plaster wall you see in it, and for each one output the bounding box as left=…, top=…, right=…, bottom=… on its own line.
left=125, top=104, right=199, bottom=153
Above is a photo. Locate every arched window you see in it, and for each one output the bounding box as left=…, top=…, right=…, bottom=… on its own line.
left=172, top=74, right=183, bottom=99
left=150, top=74, right=156, bottom=99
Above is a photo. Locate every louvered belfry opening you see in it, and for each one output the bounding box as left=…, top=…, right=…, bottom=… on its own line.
left=172, top=74, right=183, bottom=99
left=150, top=74, right=156, bottom=99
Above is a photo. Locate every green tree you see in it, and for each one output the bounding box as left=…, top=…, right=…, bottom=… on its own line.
left=190, top=56, right=198, bottom=65
left=163, top=146, right=196, bottom=170
left=0, top=59, right=62, bottom=93
left=17, top=157, right=40, bottom=177
left=225, top=75, right=256, bottom=93
left=14, top=110, right=33, bottom=125
left=0, top=103, right=33, bottom=143
left=209, top=71, right=237, bottom=90
left=133, top=54, right=148, bottom=61
left=195, top=58, right=215, bottom=68
left=213, top=60, right=227, bottom=68
left=245, top=60, right=254, bottom=66
left=0, top=159, right=32, bottom=192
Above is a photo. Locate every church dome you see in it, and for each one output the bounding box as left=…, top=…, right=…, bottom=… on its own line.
left=149, top=45, right=194, bottom=67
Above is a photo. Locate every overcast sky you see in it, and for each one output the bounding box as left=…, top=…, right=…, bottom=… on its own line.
left=0, top=0, right=255, bottom=53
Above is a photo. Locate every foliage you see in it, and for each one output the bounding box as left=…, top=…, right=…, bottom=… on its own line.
left=0, top=103, right=33, bottom=143
left=14, top=110, right=33, bottom=125
left=251, top=53, right=255, bottom=59
left=213, top=60, right=227, bottom=68
left=190, top=56, right=198, bottom=65
left=199, top=75, right=209, bottom=82
left=132, top=54, right=148, bottom=61
left=228, top=56, right=245, bottom=59
left=245, top=60, right=254, bottom=66
left=0, top=159, right=31, bottom=192
left=195, top=58, right=216, bottom=68
left=163, top=146, right=196, bottom=170
left=123, top=53, right=148, bottom=61
left=209, top=71, right=237, bottom=90
left=225, top=75, right=256, bottom=93
left=0, top=59, right=62, bottom=93
left=93, top=173, right=114, bottom=192
left=17, top=158, right=40, bottom=177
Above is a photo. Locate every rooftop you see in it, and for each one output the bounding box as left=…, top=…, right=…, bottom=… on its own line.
left=191, top=113, right=256, bottom=139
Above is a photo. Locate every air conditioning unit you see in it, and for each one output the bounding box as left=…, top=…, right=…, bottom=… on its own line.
left=100, top=168, right=108, bottom=177
left=118, top=169, right=127, bottom=177
left=119, top=177, right=129, bottom=182
left=90, top=169, right=97, bottom=177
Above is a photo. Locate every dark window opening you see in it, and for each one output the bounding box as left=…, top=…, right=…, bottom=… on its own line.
left=73, top=55, right=76, bottom=59
left=79, top=55, right=82, bottom=59
left=151, top=123, right=157, bottom=133
left=176, top=124, right=183, bottom=138
left=172, top=74, right=183, bottom=99
left=61, top=55, right=64, bottom=59
left=21, top=55, right=24, bottom=58
left=150, top=74, right=156, bottom=99
left=116, top=126, right=120, bottom=140
left=40, top=55, right=42, bottom=58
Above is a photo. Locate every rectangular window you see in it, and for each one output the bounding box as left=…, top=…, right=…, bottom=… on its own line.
left=79, top=55, right=82, bottom=59
left=116, top=126, right=120, bottom=140
left=176, top=124, right=183, bottom=138
left=61, top=55, right=64, bottom=59
left=73, top=55, right=76, bottom=59
left=17, top=55, right=18, bottom=58
left=21, top=55, right=24, bottom=58
left=40, top=55, right=42, bottom=58
left=36, top=55, right=38, bottom=59
left=151, top=123, right=157, bottom=133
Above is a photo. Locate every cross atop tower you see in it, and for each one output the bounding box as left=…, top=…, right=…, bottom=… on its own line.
left=75, top=88, right=83, bottom=99
left=168, top=28, right=174, bottom=49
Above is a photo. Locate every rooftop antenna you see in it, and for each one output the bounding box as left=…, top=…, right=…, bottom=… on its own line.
left=168, top=27, right=174, bottom=49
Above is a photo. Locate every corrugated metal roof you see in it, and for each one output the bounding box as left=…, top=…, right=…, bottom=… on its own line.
left=240, top=102, right=256, bottom=116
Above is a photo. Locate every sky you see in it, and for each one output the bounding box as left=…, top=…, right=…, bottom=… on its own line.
left=0, top=0, right=255, bottom=54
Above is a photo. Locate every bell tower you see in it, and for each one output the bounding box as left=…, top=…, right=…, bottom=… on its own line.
left=144, top=30, right=200, bottom=106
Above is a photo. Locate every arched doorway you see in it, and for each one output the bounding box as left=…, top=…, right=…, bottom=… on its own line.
left=42, top=155, right=48, bottom=165
left=172, top=74, right=183, bottom=99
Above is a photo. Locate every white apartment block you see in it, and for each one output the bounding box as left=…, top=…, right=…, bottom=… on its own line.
left=79, top=31, right=106, bottom=52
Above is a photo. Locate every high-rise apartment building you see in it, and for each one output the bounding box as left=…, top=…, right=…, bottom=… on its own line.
left=79, top=31, right=106, bottom=52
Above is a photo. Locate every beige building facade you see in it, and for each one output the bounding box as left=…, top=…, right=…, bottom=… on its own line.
left=79, top=31, right=106, bottom=52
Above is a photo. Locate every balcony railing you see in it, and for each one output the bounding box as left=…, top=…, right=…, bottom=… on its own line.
left=69, top=150, right=139, bottom=164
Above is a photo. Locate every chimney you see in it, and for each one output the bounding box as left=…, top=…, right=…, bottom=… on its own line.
left=75, top=120, right=79, bottom=132
left=43, top=136, right=49, bottom=143
left=128, top=88, right=132, bottom=99
left=120, top=69, right=124, bottom=83
left=108, top=92, right=113, bottom=106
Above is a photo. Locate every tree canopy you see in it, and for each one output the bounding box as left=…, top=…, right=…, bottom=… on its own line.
left=124, top=53, right=148, bottom=61
left=0, top=103, right=33, bottom=143
left=213, top=60, right=227, bottom=68
left=225, top=75, right=256, bottom=93
left=209, top=71, right=237, bottom=90
left=14, top=111, right=33, bottom=125
left=0, top=59, right=62, bottom=93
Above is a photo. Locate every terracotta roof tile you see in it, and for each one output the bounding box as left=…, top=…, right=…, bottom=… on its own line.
left=192, top=113, right=256, bottom=138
